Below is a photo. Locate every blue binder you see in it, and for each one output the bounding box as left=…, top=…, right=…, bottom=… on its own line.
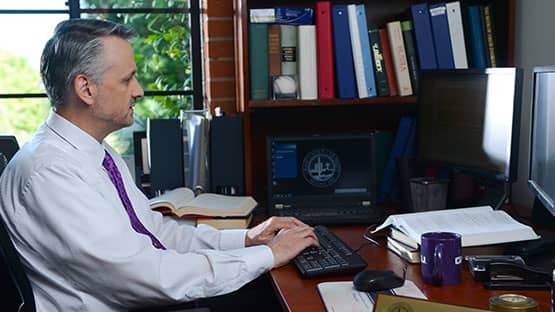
left=429, top=3, right=455, bottom=69
left=411, top=3, right=437, bottom=70
left=332, top=4, right=356, bottom=99
left=355, top=4, right=377, bottom=97
left=380, top=116, right=415, bottom=201
left=466, top=5, right=487, bottom=68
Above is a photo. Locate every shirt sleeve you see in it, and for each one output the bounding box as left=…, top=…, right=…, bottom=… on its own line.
left=20, top=160, right=274, bottom=309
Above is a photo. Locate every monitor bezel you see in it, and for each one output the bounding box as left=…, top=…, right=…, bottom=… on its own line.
left=416, top=68, right=523, bottom=183
left=527, top=65, right=555, bottom=215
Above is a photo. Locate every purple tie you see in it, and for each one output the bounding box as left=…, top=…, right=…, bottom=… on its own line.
left=103, top=151, right=166, bottom=250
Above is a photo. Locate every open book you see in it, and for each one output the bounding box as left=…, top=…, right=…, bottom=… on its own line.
left=372, top=206, right=540, bottom=247
left=149, top=187, right=257, bottom=218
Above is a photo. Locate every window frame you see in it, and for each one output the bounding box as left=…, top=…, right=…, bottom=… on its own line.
left=0, top=0, right=203, bottom=109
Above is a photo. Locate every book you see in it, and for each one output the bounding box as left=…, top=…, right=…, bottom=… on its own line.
left=249, top=7, right=314, bottom=25
left=410, top=3, right=437, bottom=69
left=387, top=236, right=420, bottom=263
left=466, top=5, right=487, bottom=68
left=197, top=214, right=253, bottom=229
left=481, top=4, right=497, bottom=67
left=400, top=20, right=419, bottom=94
left=268, top=24, right=281, bottom=78
left=347, top=4, right=377, bottom=98
left=379, top=28, right=398, bottom=97
left=446, top=1, right=469, bottom=68
left=297, top=25, right=318, bottom=100
left=248, top=23, right=269, bottom=100
left=373, top=206, right=540, bottom=247
left=429, top=3, right=455, bottom=69
left=390, top=226, right=418, bottom=249
left=280, top=25, right=298, bottom=77
left=386, top=21, right=412, bottom=96
left=149, top=187, right=257, bottom=218
left=317, top=280, right=426, bottom=312
left=368, top=25, right=389, bottom=97
left=331, top=4, right=357, bottom=99
left=315, top=1, right=335, bottom=99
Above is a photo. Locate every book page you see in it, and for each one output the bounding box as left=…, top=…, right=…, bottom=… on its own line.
left=149, top=187, right=195, bottom=209
left=180, top=194, right=257, bottom=217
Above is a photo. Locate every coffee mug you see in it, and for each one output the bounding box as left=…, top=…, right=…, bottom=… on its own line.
left=420, top=232, right=462, bottom=286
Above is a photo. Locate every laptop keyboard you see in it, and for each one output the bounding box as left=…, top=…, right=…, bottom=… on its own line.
left=293, top=225, right=367, bottom=278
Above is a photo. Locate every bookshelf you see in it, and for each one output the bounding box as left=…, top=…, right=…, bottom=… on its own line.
left=233, top=0, right=515, bottom=206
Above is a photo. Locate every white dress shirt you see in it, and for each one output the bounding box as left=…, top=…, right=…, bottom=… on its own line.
left=0, top=112, right=274, bottom=311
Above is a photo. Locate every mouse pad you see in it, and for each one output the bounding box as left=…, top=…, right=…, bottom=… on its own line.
left=317, top=280, right=426, bottom=312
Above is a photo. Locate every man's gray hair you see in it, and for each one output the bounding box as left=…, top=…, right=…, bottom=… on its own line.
left=40, top=19, right=137, bottom=108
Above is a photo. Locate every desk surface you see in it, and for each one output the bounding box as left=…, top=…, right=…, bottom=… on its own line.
left=269, top=225, right=551, bottom=312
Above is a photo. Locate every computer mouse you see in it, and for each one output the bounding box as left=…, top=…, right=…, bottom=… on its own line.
left=353, top=270, right=405, bottom=292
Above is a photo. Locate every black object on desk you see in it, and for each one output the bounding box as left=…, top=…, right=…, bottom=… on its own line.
left=353, top=269, right=405, bottom=292
left=293, top=226, right=367, bottom=278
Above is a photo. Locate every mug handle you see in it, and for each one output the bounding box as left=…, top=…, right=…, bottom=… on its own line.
left=432, top=242, right=444, bottom=285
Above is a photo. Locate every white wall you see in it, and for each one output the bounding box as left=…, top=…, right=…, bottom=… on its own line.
left=512, top=0, right=555, bottom=208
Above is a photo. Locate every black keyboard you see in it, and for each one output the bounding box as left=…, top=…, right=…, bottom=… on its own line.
left=293, top=225, right=368, bottom=278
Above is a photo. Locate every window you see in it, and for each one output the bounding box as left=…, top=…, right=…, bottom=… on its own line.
left=0, top=0, right=202, bottom=155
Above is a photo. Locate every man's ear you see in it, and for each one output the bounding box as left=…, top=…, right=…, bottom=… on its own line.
left=73, top=74, right=96, bottom=106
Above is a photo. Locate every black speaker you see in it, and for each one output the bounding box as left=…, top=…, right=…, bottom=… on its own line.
left=147, top=119, right=184, bottom=195
left=209, top=115, right=245, bottom=195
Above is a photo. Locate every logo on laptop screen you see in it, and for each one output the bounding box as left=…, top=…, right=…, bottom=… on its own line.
left=302, top=148, right=341, bottom=188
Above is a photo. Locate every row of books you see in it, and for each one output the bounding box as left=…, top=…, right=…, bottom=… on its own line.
left=248, top=1, right=502, bottom=103
left=412, top=1, right=498, bottom=70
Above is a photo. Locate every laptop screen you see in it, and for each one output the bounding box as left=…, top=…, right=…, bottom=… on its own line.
left=267, top=134, right=376, bottom=211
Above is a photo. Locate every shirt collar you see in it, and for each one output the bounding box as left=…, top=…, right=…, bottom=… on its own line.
left=45, top=111, right=106, bottom=166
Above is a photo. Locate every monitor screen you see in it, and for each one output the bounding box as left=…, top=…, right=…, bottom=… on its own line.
left=528, top=65, right=555, bottom=217
left=416, top=68, right=522, bottom=182
left=267, top=134, right=375, bottom=203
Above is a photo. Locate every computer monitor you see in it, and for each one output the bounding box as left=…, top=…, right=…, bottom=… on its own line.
left=528, top=65, right=555, bottom=220
left=417, top=68, right=523, bottom=184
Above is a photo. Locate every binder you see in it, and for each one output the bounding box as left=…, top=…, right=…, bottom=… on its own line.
left=466, top=5, right=487, bottom=68
left=331, top=4, right=356, bottom=99
left=297, top=25, right=318, bottom=100
left=446, top=1, right=468, bottom=68
left=410, top=3, right=437, bottom=70
left=429, top=3, right=455, bottom=69
left=348, top=4, right=377, bottom=98
left=315, top=1, right=335, bottom=99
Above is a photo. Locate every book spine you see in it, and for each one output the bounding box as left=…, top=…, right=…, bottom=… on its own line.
left=410, top=3, right=438, bottom=69
left=386, top=21, right=412, bottom=96
left=280, top=25, right=298, bottom=76
left=248, top=23, right=269, bottom=100
left=482, top=4, right=497, bottom=67
left=466, top=5, right=487, bottom=68
left=400, top=20, right=420, bottom=94
left=315, top=1, right=335, bottom=99
left=429, top=3, right=455, bottom=69
left=331, top=4, right=356, bottom=99
left=446, top=1, right=469, bottom=69
left=347, top=4, right=368, bottom=98
left=297, top=25, right=318, bottom=100
left=268, top=24, right=281, bottom=78
left=379, top=28, right=398, bottom=97
left=368, top=25, right=390, bottom=97
left=356, top=4, right=377, bottom=98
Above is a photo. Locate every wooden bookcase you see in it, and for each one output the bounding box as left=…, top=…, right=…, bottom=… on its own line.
left=233, top=0, right=515, bottom=207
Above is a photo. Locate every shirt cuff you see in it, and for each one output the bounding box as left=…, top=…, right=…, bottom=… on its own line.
left=219, top=229, right=248, bottom=250
left=235, top=245, right=275, bottom=274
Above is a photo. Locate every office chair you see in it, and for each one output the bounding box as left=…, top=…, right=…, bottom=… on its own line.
left=0, top=135, right=19, bottom=176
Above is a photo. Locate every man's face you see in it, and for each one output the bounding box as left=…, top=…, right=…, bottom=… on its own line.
left=91, top=36, right=144, bottom=132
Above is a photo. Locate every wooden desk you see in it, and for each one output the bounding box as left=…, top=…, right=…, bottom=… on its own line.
left=269, top=225, right=551, bottom=312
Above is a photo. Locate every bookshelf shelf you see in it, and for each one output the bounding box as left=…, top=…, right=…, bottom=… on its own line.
left=233, top=0, right=515, bottom=205
left=248, top=96, right=417, bottom=109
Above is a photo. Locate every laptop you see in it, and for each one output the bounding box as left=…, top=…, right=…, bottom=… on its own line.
left=266, top=133, right=384, bottom=225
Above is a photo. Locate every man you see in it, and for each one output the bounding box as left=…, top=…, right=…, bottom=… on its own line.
left=0, top=19, right=318, bottom=311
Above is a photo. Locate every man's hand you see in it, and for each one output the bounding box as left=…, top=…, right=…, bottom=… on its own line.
left=245, top=216, right=306, bottom=246
left=267, top=225, right=319, bottom=268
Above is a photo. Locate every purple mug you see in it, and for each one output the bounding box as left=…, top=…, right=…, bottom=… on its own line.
left=420, top=232, right=462, bottom=286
